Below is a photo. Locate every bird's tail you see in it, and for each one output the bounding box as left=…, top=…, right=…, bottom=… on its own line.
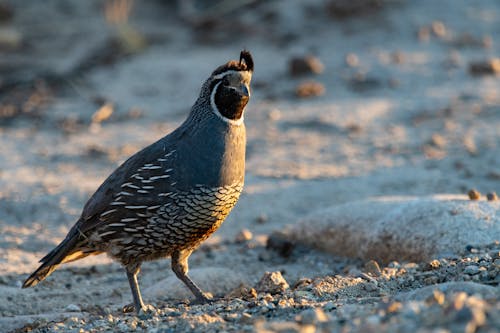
left=22, top=228, right=92, bottom=288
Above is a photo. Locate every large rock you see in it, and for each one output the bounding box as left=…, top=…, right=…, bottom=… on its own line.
left=396, top=282, right=499, bottom=302
left=284, top=195, right=500, bottom=263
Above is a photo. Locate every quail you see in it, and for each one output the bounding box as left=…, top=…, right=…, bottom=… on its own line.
left=23, top=50, right=254, bottom=314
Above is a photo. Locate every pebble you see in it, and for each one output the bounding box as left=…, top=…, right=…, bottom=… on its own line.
left=486, top=192, right=498, bottom=201
left=255, top=214, right=268, bottom=224
left=227, top=283, right=258, bottom=300
left=426, top=259, right=441, bottom=270
left=463, top=265, right=480, bottom=275
left=289, top=55, right=324, bottom=76
left=363, top=282, right=378, bottom=292
left=65, top=304, right=81, bottom=312
left=364, top=260, right=382, bottom=276
left=267, top=231, right=295, bottom=258
left=255, top=270, right=289, bottom=295
left=295, top=81, right=325, bottom=98
left=345, top=53, right=359, bottom=67
left=469, top=58, right=500, bottom=76
left=431, top=20, right=447, bottom=38
left=239, top=313, right=253, bottom=324
left=235, top=229, right=253, bottom=243
left=296, top=308, right=329, bottom=325
left=467, top=189, right=481, bottom=200
left=323, top=301, right=336, bottom=311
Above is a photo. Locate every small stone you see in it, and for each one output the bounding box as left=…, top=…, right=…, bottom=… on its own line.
left=296, top=308, right=329, bottom=325
left=289, top=55, right=324, bottom=76
left=0, top=27, right=22, bottom=49
left=0, top=3, right=14, bottom=22
left=227, top=283, right=258, bottom=300
left=465, top=244, right=478, bottom=253
left=256, top=271, right=289, bottom=294
left=452, top=292, right=468, bottom=310
left=469, top=58, right=500, bottom=76
left=364, top=260, right=382, bottom=276
left=225, top=313, right=239, bottom=322
left=255, top=214, right=268, bottom=224
left=388, top=261, right=400, bottom=268
left=431, top=21, right=447, bottom=38
left=391, top=51, right=405, bottom=64
left=65, top=304, right=81, bottom=312
left=486, top=192, right=498, bottom=201
left=418, top=26, right=430, bottom=42
left=324, top=301, right=336, bottom=311
left=463, top=265, right=480, bottom=275
left=429, top=133, right=447, bottom=148
left=468, top=189, right=481, bottom=201
left=345, top=53, right=359, bottom=67
left=128, top=318, right=138, bottom=330
left=239, top=312, right=253, bottom=324
left=348, top=73, right=381, bottom=91
left=426, top=259, right=441, bottom=270
left=267, top=231, right=295, bottom=258
left=91, top=102, right=114, bottom=124
left=295, top=81, right=325, bottom=98
left=294, top=290, right=315, bottom=300
left=386, top=301, right=403, bottom=313
left=235, top=229, right=253, bottom=243
left=363, top=282, right=378, bottom=292
left=432, top=290, right=445, bottom=305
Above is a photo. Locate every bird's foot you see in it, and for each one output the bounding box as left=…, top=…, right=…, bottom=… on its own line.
left=191, top=292, right=215, bottom=305
left=122, top=303, right=156, bottom=318
left=137, top=304, right=156, bottom=319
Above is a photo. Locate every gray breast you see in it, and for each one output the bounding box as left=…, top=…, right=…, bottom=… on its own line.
left=171, top=115, right=246, bottom=190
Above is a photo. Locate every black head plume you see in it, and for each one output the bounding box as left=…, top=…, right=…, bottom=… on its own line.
left=239, top=50, right=254, bottom=72
left=212, top=50, right=254, bottom=76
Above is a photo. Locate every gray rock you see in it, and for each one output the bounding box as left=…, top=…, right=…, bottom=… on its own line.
left=285, top=195, right=500, bottom=262
left=65, top=303, right=81, bottom=312
left=396, top=282, right=498, bottom=302
left=463, top=265, right=480, bottom=275
left=255, top=271, right=290, bottom=294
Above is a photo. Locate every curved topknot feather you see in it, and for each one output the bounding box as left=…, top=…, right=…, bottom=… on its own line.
left=212, top=50, right=253, bottom=75
left=239, top=50, right=254, bottom=72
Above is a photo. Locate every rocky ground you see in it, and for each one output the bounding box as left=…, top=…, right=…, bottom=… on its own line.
left=1, top=0, right=499, bottom=332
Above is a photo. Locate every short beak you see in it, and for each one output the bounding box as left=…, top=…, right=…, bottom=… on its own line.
left=240, top=83, right=250, bottom=97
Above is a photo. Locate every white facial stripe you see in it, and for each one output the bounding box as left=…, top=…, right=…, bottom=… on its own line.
left=212, top=69, right=252, bottom=80
left=212, top=70, right=240, bottom=80
left=210, top=81, right=245, bottom=126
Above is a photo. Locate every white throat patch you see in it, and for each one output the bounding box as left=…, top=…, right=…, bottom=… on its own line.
left=210, top=71, right=251, bottom=126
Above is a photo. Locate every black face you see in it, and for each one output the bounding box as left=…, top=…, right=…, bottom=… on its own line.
left=214, top=77, right=250, bottom=121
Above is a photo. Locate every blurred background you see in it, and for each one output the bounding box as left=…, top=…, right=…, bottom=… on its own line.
left=0, top=0, right=499, bottom=274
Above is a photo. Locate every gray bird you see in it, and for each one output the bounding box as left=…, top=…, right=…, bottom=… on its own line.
left=23, top=50, right=254, bottom=314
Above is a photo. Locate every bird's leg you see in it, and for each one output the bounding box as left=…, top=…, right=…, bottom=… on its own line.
left=125, top=265, right=153, bottom=314
left=171, top=249, right=212, bottom=303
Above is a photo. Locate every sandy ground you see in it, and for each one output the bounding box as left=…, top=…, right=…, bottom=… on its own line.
left=0, top=0, right=499, bottom=332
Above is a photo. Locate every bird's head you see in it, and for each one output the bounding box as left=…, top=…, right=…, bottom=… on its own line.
left=202, top=50, right=254, bottom=125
